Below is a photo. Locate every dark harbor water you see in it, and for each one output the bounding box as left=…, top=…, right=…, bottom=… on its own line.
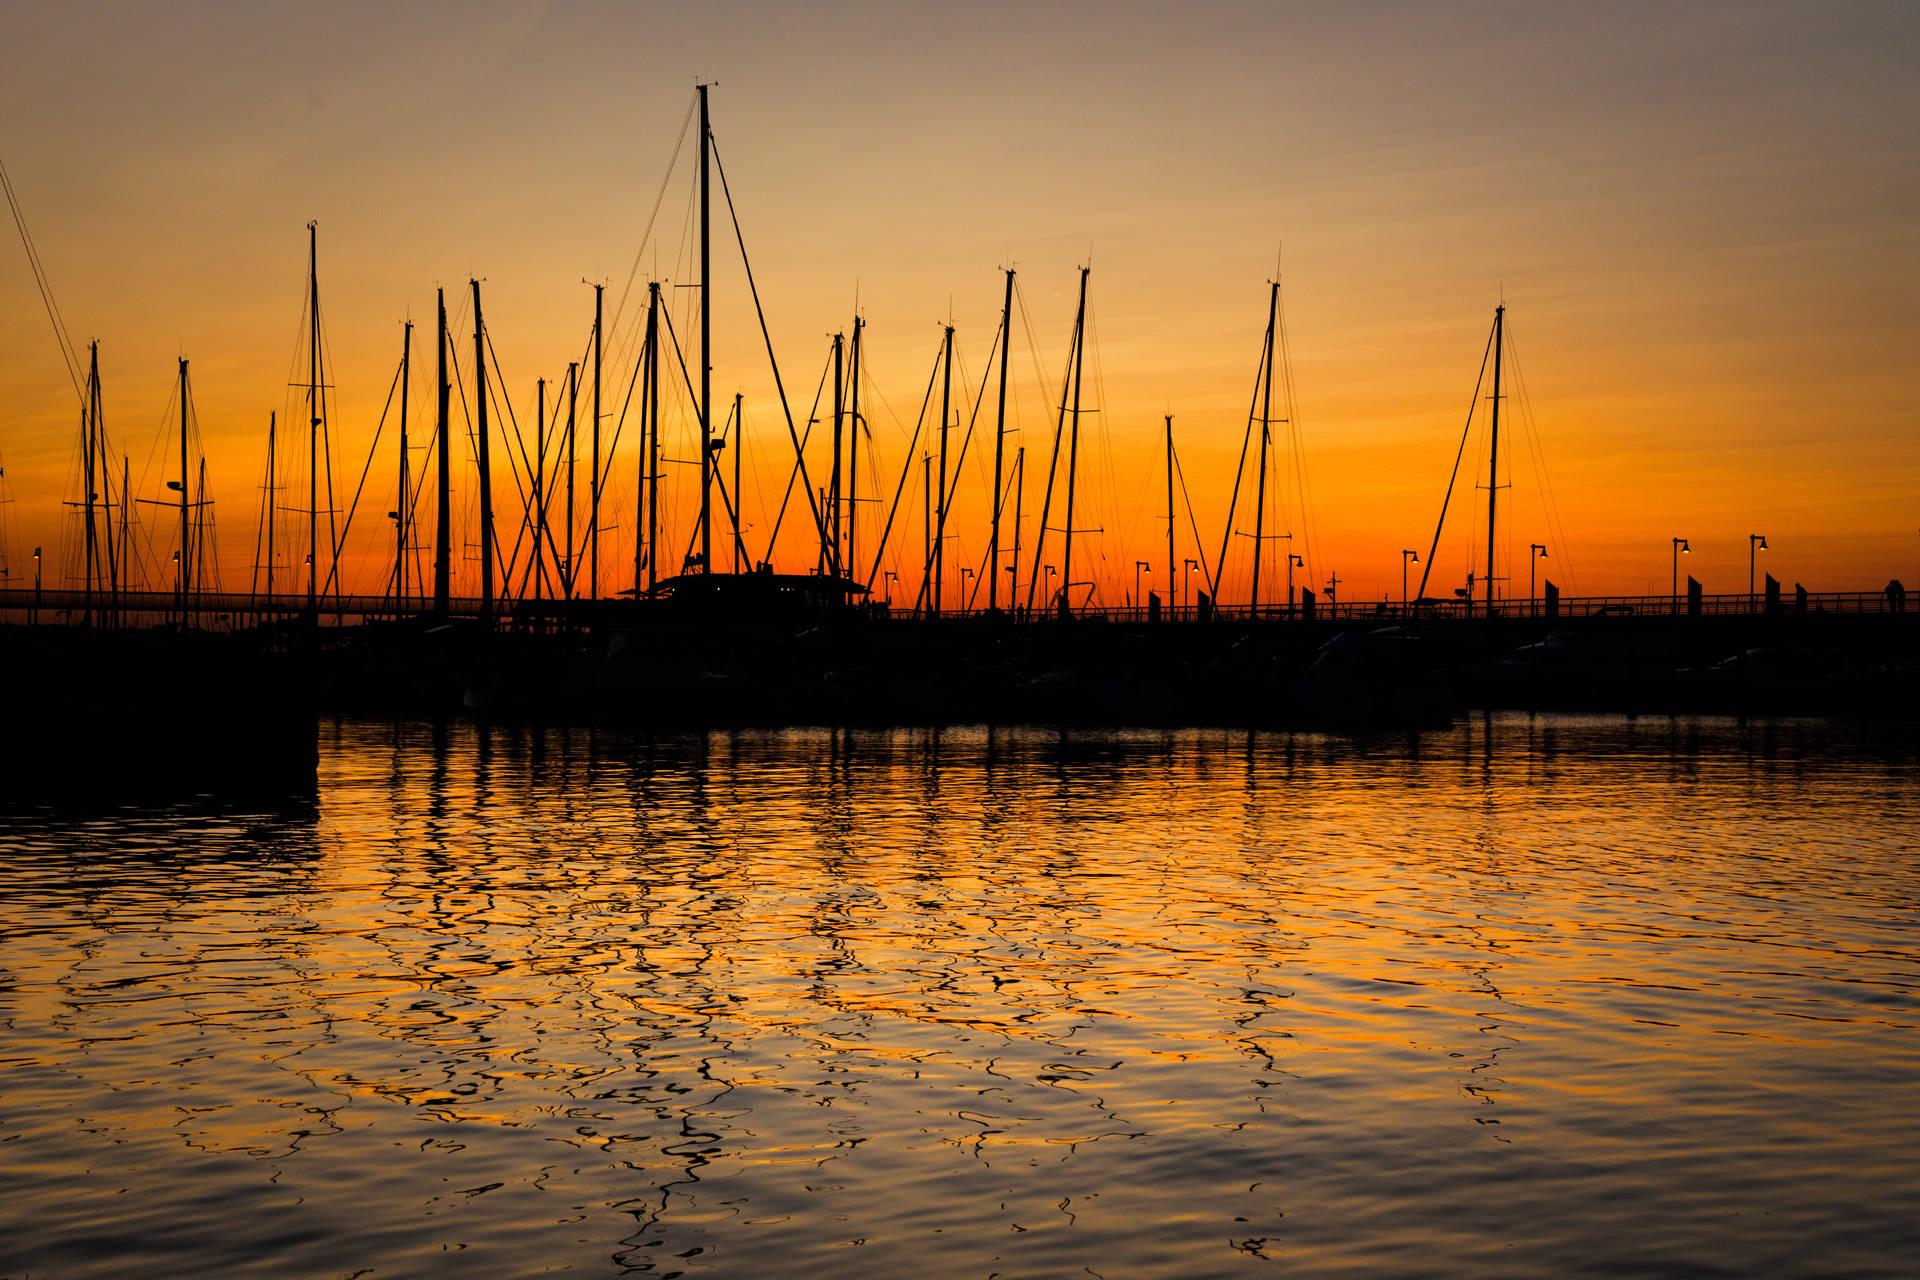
left=3, top=716, right=1918, bottom=1279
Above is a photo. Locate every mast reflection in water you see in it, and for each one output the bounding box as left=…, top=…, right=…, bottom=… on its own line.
left=3, top=716, right=1917, bottom=1278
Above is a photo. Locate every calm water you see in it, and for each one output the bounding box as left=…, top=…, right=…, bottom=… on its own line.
left=3, top=716, right=1918, bottom=1279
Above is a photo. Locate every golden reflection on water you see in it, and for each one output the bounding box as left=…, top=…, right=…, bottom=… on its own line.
left=3, top=716, right=1918, bottom=1278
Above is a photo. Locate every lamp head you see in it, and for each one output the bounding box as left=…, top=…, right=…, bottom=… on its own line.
left=1677, top=538, right=1690, bottom=553
left=1756, top=535, right=1769, bottom=551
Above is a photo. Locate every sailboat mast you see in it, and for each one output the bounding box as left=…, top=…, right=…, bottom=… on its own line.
left=265, top=410, right=276, bottom=603
left=398, top=320, right=412, bottom=610
left=1061, top=267, right=1089, bottom=617
left=307, top=223, right=320, bottom=616
left=934, top=323, right=953, bottom=614
left=566, top=362, right=578, bottom=598
left=1011, top=446, right=1024, bottom=614
left=922, top=452, right=931, bottom=616
left=990, top=268, right=1012, bottom=613
left=698, top=82, right=713, bottom=576
left=82, top=346, right=98, bottom=622
left=473, top=278, right=494, bottom=626
left=830, top=331, right=844, bottom=576
left=590, top=282, right=602, bottom=598
left=1485, top=303, right=1504, bottom=617
left=119, top=455, right=128, bottom=623
left=1165, top=413, right=1175, bottom=612
left=178, top=357, right=190, bottom=619
left=1251, top=281, right=1277, bottom=619
left=533, top=377, right=547, bottom=605
left=433, top=288, right=451, bottom=618
left=194, top=456, right=208, bottom=600
left=646, top=279, right=661, bottom=591
left=733, top=390, right=744, bottom=573
left=847, top=316, right=863, bottom=581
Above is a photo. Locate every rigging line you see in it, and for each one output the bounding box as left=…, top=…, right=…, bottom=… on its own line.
left=0, top=157, right=84, bottom=401
left=708, top=136, right=830, bottom=551
left=764, top=343, right=834, bottom=561
left=605, top=96, right=696, bottom=346
left=1211, top=322, right=1273, bottom=609
left=1506, top=325, right=1578, bottom=595
left=1171, top=444, right=1216, bottom=595
left=1274, top=278, right=1320, bottom=585
left=320, top=357, right=401, bottom=600
left=1414, top=317, right=1495, bottom=604
left=915, top=321, right=1004, bottom=598
left=863, top=348, right=943, bottom=591
left=1011, top=278, right=1054, bottom=422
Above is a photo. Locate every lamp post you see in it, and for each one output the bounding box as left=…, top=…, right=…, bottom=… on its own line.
left=959, top=566, right=974, bottom=614
left=1287, top=553, right=1303, bottom=620
left=1401, top=549, right=1418, bottom=613
left=1183, top=558, right=1198, bottom=620
left=1043, top=564, right=1057, bottom=612
left=1134, top=561, right=1150, bottom=615
left=32, top=546, right=41, bottom=626
left=1529, top=544, right=1547, bottom=617
left=1672, top=537, right=1690, bottom=615
left=883, top=570, right=897, bottom=607
left=1749, top=534, right=1768, bottom=611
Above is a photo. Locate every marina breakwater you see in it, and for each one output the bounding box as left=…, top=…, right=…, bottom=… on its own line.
left=3, top=603, right=1915, bottom=804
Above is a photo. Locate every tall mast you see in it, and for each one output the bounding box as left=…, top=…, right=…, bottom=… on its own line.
left=1011, top=446, right=1024, bottom=614
left=847, top=316, right=863, bottom=581
left=178, top=357, right=190, bottom=620
left=589, top=282, right=603, bottom=598
left=533, top=376, right=547, bottom=604
left=646, top=279, right=661, bottom=591
left=829, top=331, right=844, bottom=576
left=194, top=456, right=208, bottom=600
left=265, top=410, right=276, bottom=603
left=119, top=454, right=128, bottom=624
left=473, top=278, right=494, bottom=625
left=922, top=452, right=931, bottom=616
left=565, top=361, right=578, bottom=598
left=1251, top=281, right=1277, bottom=619
left=934, top=323, right=953, bottom=614
left=1165, top=413, right=1175, bottom=612
left=733, top=390, right=744, bottom=573
left=1485, top=303, right=1504, bottom=617
left=433, top=288, right=451, bottom=618
left=698, top=82, right=713, bottom=576
left=1060, top=266, right=1089, bottom=617
left=82, top=345, right=99, bottom=623
left=990, top=268, right=1013, bottom=612
left=307, top=223, right=320, bottom=616
left=397, top=320, right=412, bottom=610
left=94, top=343, right=119, bottom=618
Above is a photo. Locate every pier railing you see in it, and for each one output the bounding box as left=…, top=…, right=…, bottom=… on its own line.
left=0, top=586, right=1905, bottom=630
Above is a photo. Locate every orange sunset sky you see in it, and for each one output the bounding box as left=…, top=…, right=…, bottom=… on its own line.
left=1, top=1, right=1915, bottom=610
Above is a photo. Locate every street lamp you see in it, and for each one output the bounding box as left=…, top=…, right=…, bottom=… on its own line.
left=959, top=566, right=974, bottom=614
left=1672, top=537, right=1690, bottom=615
left=1287, top=553, right=1304, bottom=620
left=883, top=569, right=898, bottom=606
left=1749, top=534, right=1768, bottom=611
left=32, top=546, right=41, bottom=626
left=1134, top=561, right=1150, bottom=614
left=1183, top=558, right=1198, bottom=620
left=1401, top=549, right=1418, bottom=613
left=1529, top=544, right=1547, bottom=617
